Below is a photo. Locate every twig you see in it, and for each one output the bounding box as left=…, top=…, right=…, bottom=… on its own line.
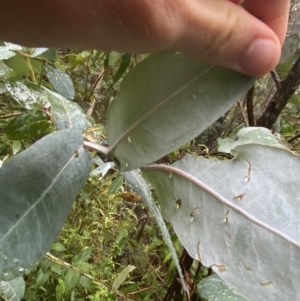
left=256, top=56, right=300, bottom=129
left=288, top=133, right=300, bottom=143
left=83, top=140, right=110, bottom=155
left=87, top=66, right=104, bottom=116
left=246, top=85, right=255, bottom=126
left=0, top=112, right=21, bottom=119
left=238, top=100, right=249, bottom=127
left=45, top=252, right=140, bottom=301
left=270, top=70, right=281, bottom=89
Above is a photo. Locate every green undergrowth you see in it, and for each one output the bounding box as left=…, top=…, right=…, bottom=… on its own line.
left=23, top=173, right=182, bottom=301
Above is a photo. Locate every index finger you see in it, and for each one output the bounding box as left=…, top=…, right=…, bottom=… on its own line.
left=244, top=0, right=290, bottom=44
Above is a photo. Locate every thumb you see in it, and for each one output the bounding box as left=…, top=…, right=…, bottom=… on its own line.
left=173, top=0, right=283, bottom=76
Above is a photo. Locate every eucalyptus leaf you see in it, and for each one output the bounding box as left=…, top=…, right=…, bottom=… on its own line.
left=0, top=46, right=16, bottom=60
left=217, top=127, right=283, bottom=154
left=6, top=110, right=51, bottom=140
left=198, top=274, right=247, bottom=301
left=123, top=170, right=187, bottom=292
left=142, top=144, right=300, bottom=301
left=0, top=61, right=11, bottom=79
left=0, top=277, right=25, bottom=301
left=43, top=64, right=75, bottom=100
left=30, top=48, right=48, bottom=57
left=0, top=129, right=92, bottom=281
left=5, top=79, right=50, bottom=109
left=107, top=51, right=255, bottom=171
left=279, top=34, right=299, bottom=64
left=45, top=88, right=91, bottom=130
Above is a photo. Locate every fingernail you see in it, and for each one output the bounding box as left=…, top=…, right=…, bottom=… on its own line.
left=240, top=39, right=280, bottom=76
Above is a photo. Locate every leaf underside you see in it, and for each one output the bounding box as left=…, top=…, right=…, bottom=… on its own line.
left=107, top=51, right=255, bottom=171
left=142, top=144, right=300, bottom=301
left=0, top=129, right=91, bottom=281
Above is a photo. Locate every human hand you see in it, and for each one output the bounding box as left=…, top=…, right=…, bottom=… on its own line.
left=0, top=0, right=289, bottom=76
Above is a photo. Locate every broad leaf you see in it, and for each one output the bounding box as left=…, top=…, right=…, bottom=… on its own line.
left=3, top=53, right=30, bottom=76
left=142, top=144, right=300, bottom=301
left=6, top=110, right=51, bottom=140
left=112, top=265, right=136, bottom=290
left=0, top=129, right=91, bottom=281
left=64, top=269, right=80, bottom=295
left=30, top=48, right=48, bottom=57
left=107, top=51, right=254, bottom=171
left=217, top=127, right=283, bottom=154
left=123, top=170, right=187, bottom=291
left=0, top=46, right=16, bottom=60
left=198, top=274, right=247, bottom=301
left=279, top=34, right=299, bottom=64
left=43, top=65, right=75, bottom=100
left=0, top=277, right=25, bottom=301
left=45, top=88, right=91, bottom=130
left=5, top=79, right=50, bottom=109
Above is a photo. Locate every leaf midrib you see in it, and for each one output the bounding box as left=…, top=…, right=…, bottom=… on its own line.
left=109, top=65, right=214, bottom=152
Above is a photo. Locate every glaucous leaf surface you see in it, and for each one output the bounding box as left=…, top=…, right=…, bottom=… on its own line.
left=0, top=129, right=91, bottom=281
left=6, top=110, right=51, bottom=140
left=123, top=170, right=186, bottom=291
left=0, top=277, right=25, bottom=301
left=107, top=51, right=255, bottom=171
left=279, top=34, right=299, bottom=64
left=45, top=88, right=91, bottom=130
left=217, top=127, right=284, bottom=154
left=142, top=145, right=300, bottom=301
left=198, top=274, right=247, bottom=301
left=30, top=48, right=48, bottom=57
left=0, top=46, right=16, bottom=60
left=43, top=65, right=75, bottom=100
left=5, top=79, right=50, bottom=110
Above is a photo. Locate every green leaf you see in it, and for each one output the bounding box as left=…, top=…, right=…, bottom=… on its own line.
left=56, top=279, right=65, bottom=301
left=51, top=243, right=67, bottom=252
left=6, top=110, right=51, bottom=140
left=107, top=51, right=255, bottom=171
left=3, top=53, right=30, bottom=76
left=198, top=274, right=247, bottom=301
left=5, top=79, right=50, bottom=109
left=43, top=64, right=75, bottom=100
left=64, top=269, right=80, bottom=295
left=73, top=248, right=93, bottom=263
left=280, top=34, right=299, bottom=64
left=0, top=129, right=92, bottom=281
left=45, top=88, right=91, bottom=130
left=12, top=141, right=21, bottom=155
left=112, top=265, right=136, bottom=290
left=289, top=93, right=300, bottom=104
left=108, top=174, right=123, bottom=194
left=217, top=127, right=284, bottom=154
left=276, top=62, right=293, bottom=79
left=0, top=61, right=11, bottom=78
left=0, top=277, right=25, bottom=301
left=108, top=53, right=132, bottom=90
left=142, top=143, right=300, bottom=301
left=108, top=51, right=122, bottom=66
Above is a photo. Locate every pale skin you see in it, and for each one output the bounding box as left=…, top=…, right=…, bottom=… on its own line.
left=0, top=0, right=290, bottom=76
